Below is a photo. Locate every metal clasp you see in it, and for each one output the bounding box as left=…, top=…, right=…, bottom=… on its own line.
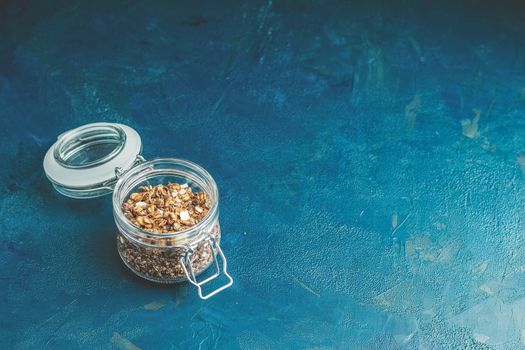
left=115, top=155, right=146, bottom=178
left=179, top=236, right=233, bottom=300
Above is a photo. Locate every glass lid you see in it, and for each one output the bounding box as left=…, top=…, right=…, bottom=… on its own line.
left=43, top=122, right=142, bottom=199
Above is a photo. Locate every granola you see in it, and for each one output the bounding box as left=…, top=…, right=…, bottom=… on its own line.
left=117, top=183, right=219, bottom=281
left=122, top=183, right=210, bottom=233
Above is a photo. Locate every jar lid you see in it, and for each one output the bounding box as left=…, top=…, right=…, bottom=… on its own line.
left=43, top=122, right=142, bottom=199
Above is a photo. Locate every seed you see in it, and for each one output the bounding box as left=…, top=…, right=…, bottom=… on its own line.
left=130, top=193, right=142, bottom=201
left=195, top=206, right=203, bottom=213
left=116, top=226, right=220, bottom=281
left=179, top=210, right=190, bottom=221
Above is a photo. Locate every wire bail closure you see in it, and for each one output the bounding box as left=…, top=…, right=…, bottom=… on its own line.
left=115, top=155, right=146, bottom=179
left=179, top=235, right=233, bottom=300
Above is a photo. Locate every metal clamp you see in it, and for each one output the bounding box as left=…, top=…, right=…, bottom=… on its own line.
left=179, top=236, right=233, bottom=300
left=115, top=155, right=147, bottom=179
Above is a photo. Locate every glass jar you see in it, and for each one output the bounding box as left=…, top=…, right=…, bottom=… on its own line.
left=113, top=159, right=232, bottom=299
left=43, top=122, right=233, bottom=299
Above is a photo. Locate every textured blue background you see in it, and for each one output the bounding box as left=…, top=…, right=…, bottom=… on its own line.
left=2, top=0, right=525, bottom=348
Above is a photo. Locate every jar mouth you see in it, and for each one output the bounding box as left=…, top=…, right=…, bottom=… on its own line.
left=112, top=158, right=219, bottom=244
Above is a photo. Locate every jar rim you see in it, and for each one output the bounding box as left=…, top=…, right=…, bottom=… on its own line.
left=112, top=158, right=219, bottom=243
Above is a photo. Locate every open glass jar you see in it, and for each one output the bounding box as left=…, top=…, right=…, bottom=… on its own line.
left=43, top=122, right=233, bottom=299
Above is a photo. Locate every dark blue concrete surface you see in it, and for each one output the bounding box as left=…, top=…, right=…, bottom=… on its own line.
left=2, top=0, right=525, bottom=348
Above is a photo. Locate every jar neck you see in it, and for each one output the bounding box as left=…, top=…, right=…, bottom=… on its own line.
left=112, top=158, right=219, bottom=248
